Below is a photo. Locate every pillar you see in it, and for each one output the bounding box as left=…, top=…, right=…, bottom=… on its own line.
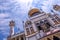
left=47, top=17, right=55, bottom=26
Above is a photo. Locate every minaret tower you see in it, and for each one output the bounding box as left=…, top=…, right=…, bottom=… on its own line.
left=9, top=20, right=15, bottom=36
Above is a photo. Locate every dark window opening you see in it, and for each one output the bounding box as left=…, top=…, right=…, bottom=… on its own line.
left=36, top=22, right=42, bottom=31
left=26, top=28, right=30, bottom=35
left=44, top=19, right=48, bottom=22
left=21, top=37, right=24, bottom=40
left=40, top=21, right=44, bottom=24
left=30, top=27, right=35, bottom=34
left=43, top=22, right=51, bottom=32
left=16, top=36, right=20, bottom=40
left=46, top=22, right=51, bottom=28
left=36, top=23, right=40, bottom=26
left=17, top=39, right=19, bottom=40
left=37, top=26, right=42, bottom=31
left=44, top=19, right=51, bottom=28
left=53, top=36, right=60, bottom=40
left=27, top=21, right=31, bottom=25
left=40, top=21, right=44, bottom=26
left=47, top=38, right=51, bottom=40
left=12, top=38, right=15, bottom=40
left=17, top=37, right=19, bottom=40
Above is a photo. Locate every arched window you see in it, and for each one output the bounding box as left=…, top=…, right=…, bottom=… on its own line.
left=36, top=22, right=42, bottom=31
left=26, top=28, right=30, bottom=35
left=30, top=27, right=35, bottom=34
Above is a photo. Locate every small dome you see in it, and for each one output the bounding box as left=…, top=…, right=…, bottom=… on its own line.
left=53, top=5, right=60, bottom=11
left=28, top=8, right=40, bottom=17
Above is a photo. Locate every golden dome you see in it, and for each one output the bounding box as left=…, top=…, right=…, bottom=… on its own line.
left=28, top=8, right=40, bottom=17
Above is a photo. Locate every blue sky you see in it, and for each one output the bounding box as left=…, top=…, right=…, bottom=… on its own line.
left=0, top=0, right=60, bottom=40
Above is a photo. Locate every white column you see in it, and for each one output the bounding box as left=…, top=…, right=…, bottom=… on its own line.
left=23, top=36, right=25, bottom=40
left=47, top=17, right=55, bottom=26
left=39, top=30, right=45, bottom=37
left=24, top=25, right=27, bottom=36
left=19, top=36, right=21, bottom=40
left=32, top=22, right=37, bottom=32
left=11, top=26, right=14, bottom=35
left=26, top=37, right=29, bottom=40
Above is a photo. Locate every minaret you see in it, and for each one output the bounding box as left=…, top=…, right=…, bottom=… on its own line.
left=9, top=20, right=15, bottom=36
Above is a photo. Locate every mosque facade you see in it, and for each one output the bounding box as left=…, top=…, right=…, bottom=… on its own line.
left=7, top=5, right=60, bottom=40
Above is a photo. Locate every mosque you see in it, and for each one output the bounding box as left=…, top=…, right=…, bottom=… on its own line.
left=7, top=5, right=60, bottom=40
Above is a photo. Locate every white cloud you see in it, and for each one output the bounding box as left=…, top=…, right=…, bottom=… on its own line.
left=0, top=19, right=12, bottom=26
left=3, top=38, right=7, bottom=40
left=0, top=13, right=10, bottom=19
left=56, top=0, right=60, bottom=5
left=40, top=0, right=60, bottom=13
left=0, top=6, right=7, bottom=10
left=11, top=0, right=33, bottom=21
left=42, top=6, right=49, bottom=13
